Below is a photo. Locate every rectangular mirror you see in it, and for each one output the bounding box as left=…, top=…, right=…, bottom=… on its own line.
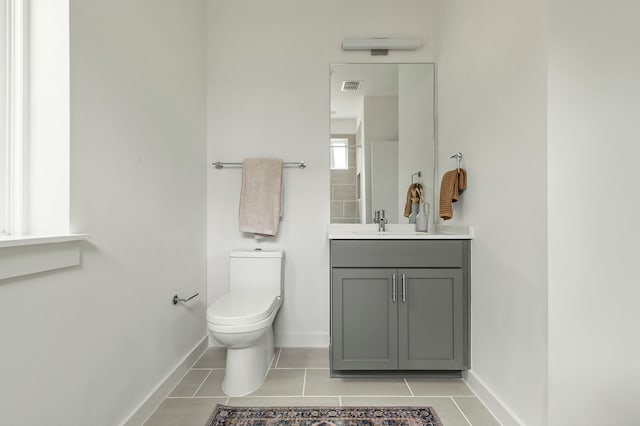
left=330, top=63, right=435, bottom=225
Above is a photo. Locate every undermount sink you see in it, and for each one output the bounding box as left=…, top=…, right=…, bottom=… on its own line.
left=349, top=230, right=428, bottom=235
left=327, top=224, right=474, bottom=240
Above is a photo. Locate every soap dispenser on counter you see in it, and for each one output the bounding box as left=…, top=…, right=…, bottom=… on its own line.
left=415, top=202, right=429, bottom=232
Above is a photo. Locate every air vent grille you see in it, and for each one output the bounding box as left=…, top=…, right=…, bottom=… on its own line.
left=341, top=81, right=361, bottom=91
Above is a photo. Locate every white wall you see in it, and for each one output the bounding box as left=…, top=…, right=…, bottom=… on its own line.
left=398, top=64, right=435, bottom=228
left=0, top=0, right=207, bottom=424
left=206, top=0, right=436, bottom=346
left=548, top=1, right=640, bottom=424
left=330, top=118, right=357, bottom=134
left=434, top=1, right=548, bottom=424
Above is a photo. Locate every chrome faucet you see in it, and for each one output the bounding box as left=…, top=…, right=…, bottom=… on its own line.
left=374, top=209, right=388, bottom=232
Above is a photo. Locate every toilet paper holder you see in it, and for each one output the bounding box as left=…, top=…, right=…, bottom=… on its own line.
left=172, top=292, right=199, bottom=305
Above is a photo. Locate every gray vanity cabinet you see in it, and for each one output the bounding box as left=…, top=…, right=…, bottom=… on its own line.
left=330, top=239, right=470, bottom=374
left=398, top=268, right=464, bottom=370
left=331, top=268, right=399, bottom=370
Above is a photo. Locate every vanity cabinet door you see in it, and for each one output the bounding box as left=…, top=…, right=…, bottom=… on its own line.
left=331, top=268, right=398, bottom=370
left=398, top=268, right=465, bottom=370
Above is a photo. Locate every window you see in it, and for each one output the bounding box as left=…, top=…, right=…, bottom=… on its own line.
left=0, top=0, right=82, bottom=280
left=1, top=0, right=26, bottom=236
left=1, top=0, right=8, bottom=233
left=1, top=0, right=71, bottom=238
left=330, top=138, right=349, bottom=170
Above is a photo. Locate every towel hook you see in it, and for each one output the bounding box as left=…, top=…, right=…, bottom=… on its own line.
left=450, top=152, right=463, bottom=173
left=411, top=171, right=422, bottom=184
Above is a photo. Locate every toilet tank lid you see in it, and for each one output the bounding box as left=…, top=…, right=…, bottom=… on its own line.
left=230, top=249, right=284, bottom=258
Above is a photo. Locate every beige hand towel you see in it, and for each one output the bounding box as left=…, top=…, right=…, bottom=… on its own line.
left=239, top=158, right=283, bottom=238
left=439, top=168, right=467, bottom=220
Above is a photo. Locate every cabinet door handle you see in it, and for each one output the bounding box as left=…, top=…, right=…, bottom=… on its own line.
left=401, top=273, right=406, bottom=303
left=392, top=274, right=397, bottom=303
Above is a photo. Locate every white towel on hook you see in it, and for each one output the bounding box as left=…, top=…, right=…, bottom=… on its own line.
left=238, top=158, right=283, bottom=238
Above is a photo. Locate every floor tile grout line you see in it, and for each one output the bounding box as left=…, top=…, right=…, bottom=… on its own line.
left=450, top=396, right=473, bottom=426
left=302, top=368, right=307, bottom=396
left=339, top=396, right=343, bottom=406
left=191, top=367, right=225, bottom=370
left=405, top=394, right=477, bottom=398
left=167, top=396, right=229, bottom=399
left=274, top=348, right=283, bottom=368
left=191, top=350, right=208, bottom=368
left=213, top=395, right=352, bottom=399
left=459, top=393, right=502, bottom=425
left=235, top=394, right=420, bottom=398
left=226, top=395, right=340, bottom=398
left=403, top=378, right=415, bottom=397
left=266, top=367, right=322, bottom=370
left=191, top=369, right=214, bottom=397
left=220, top=394, right=420, bottom=399
left=341, top=395, right=452, bottom=399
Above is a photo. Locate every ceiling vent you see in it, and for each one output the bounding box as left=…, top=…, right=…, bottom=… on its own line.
left=341, top=80, right=361, bottom=91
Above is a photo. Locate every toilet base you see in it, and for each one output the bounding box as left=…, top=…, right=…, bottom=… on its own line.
left=221, top=326, right=275, bottom=397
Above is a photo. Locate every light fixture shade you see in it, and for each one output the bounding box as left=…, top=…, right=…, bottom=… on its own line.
left=342, top=37, right=422, bottom=51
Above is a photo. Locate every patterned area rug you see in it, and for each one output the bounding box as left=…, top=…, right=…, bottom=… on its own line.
left=205, top=405, right=442, bottom=426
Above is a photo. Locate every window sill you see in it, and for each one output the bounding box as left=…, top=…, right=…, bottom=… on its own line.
left=0, top=234, right=89, bottom=280
left=0, top=234, right=88, bottom=248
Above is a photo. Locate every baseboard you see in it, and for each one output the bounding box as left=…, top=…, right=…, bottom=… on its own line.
left=274, top=332, right=330, bottom=348
left=121, top=336, right=208, bottom=426
left=463, top=370, right=523, bottom=426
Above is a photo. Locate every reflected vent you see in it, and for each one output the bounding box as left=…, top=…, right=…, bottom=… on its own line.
left=341, top=81, right=361, bottom=91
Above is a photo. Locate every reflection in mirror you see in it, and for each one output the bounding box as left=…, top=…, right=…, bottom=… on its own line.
left=329, top=63, right=435, bottom=225
left=329, top=137, right=349, bottom=170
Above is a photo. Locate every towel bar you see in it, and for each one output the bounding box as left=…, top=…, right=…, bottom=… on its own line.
left=213, top=161, right=306, bottom=169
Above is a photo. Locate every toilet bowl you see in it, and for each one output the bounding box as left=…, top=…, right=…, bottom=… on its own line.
left=206, top=249, right=284, bottom=397
left=207, top=293, right=282, bottom=396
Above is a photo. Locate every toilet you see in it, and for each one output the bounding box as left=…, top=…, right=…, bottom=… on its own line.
left=206, top=249, right=284, bottom=397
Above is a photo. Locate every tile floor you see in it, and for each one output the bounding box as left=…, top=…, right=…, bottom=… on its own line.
left=144, top=348, right=500, bottom=426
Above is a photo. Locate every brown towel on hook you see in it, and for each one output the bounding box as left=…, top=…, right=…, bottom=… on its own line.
left=403, top=183, right=423, bottom=217
left=439, top=168, right=467, bottom=220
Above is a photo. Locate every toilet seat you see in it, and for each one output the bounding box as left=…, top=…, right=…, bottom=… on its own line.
left=207, top=292, right=280, bottom=326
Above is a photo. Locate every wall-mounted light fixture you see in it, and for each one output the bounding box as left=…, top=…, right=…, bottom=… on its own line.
left=341, top=37, right=422, bottom=56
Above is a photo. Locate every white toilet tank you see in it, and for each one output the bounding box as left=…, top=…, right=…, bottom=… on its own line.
left=229, top=249, right=284, bottom=298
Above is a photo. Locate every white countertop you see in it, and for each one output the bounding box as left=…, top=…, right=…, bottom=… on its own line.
left=328, top=224, right=473, bottom=240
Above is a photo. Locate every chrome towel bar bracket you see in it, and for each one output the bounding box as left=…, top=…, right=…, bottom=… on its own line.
left=172, top=292, right=199, bottom=305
